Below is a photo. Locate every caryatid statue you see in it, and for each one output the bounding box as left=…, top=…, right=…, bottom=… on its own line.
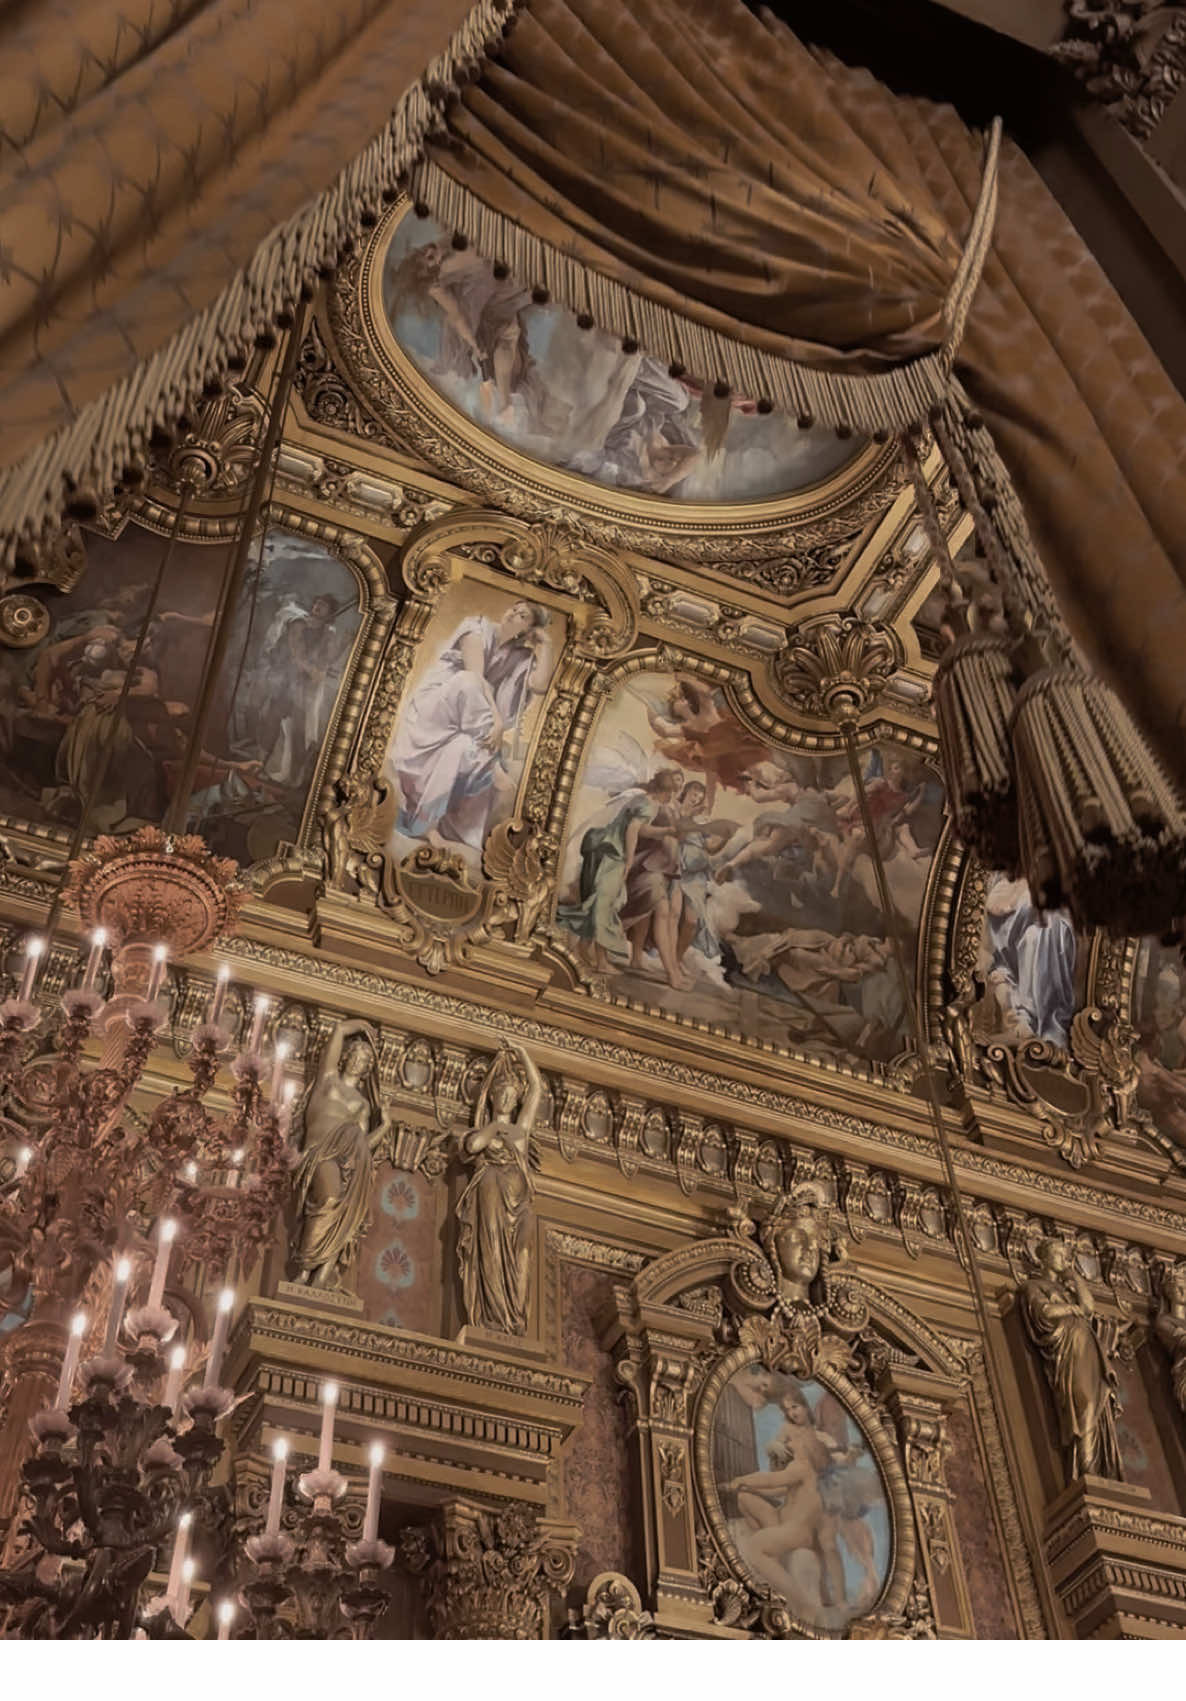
left=291, top=1019, right=391, bottom=1291
left=456, top=1041, right=542, bottom=1337
left=1018, top=1236, right=1124, bottom=1482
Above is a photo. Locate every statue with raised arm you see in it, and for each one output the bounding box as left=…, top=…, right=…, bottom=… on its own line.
left=1019, top=1236, right=1124, bottom=1482
left=291, top=1019, right=390, bottom=1290
left=456, top=1041, right=542, bottom=1336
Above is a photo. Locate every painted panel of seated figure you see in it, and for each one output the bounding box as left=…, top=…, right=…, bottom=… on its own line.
left=969, top=873, right=1081, bottom=1051
left=711, top=1364, right=891, bottom=1632
left=555, top=669, right=944, bottom=1062
left=379, top=577, right=566, bottom=871
left=0, top=523, right=361, bottom=865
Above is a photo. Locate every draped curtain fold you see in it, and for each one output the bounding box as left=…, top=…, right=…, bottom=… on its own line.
left=0, top=0, right=510, bottom=548
left=413, top=0, right=1186, bottom=801
left=1, top=0, right=1185, bottom=806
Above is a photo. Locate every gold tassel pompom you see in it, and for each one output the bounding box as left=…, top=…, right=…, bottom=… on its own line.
left=1011, top=665, right=1186, bottom=935
left=932, top=630, right=1020, bottom=875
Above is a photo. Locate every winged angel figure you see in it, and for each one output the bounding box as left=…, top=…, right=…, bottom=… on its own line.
left=321, top=770, right=398, bottom=898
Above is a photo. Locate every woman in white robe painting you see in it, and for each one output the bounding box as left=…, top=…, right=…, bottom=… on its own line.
left=388, top=600, right=553, bottom=851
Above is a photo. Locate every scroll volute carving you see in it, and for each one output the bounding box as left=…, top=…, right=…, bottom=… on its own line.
left=397, top=1500, right=577, bottom=1640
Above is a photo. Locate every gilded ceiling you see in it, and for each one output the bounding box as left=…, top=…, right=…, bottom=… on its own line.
left=0, top=257, right=1180, bottom=1182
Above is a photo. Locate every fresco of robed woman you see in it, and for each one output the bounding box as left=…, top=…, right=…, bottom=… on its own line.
left=967, top=873, right=1079, bottom=1050
left=0, top=525, right=360, bottom=865
left=556, top=670, right=944, bottom=1063
left=711, top=1364, right=890, bottom=1631
left=382, top=583, right=561, bottom=862
left=381, top=212, right=859, bottom=505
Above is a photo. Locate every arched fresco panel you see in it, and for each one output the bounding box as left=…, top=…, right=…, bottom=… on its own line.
left=381, top=211, right=859, bottom=506
left=0, top=522, right=364, bottom=866
left=554, top=666, right=944, bottom=1064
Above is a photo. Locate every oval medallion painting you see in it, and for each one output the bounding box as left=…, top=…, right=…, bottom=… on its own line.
left=380, top=213, right=861, bottom=504
left=710, top=1365, right=891, bottom=1631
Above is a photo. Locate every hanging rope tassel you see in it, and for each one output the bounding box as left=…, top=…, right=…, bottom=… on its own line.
left=933, top=386, right=1186, bottom=936
left=1011, top=663, right=1186, bottom=935
left=901, top=430, right=1021, bottom=876
left=933, top=630, right=1021, bottom=874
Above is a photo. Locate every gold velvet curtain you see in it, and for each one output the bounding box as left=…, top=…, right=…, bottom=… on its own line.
left=414, top=0, right=1186, bottom=805
left=0, top=0, right=513, bottom=557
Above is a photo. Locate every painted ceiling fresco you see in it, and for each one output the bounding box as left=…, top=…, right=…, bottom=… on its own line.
left=0, top=524, right=361, bottom=865
left=555, top=670, right=944, bottom=1064
left=381, top=212, right=861, bottom=505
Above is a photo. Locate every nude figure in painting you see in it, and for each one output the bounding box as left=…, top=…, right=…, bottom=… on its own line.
left=729, top=1388, right=848, bottom=1611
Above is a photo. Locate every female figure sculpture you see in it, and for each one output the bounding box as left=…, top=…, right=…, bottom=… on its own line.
left=1019, top=1237, right=1123, bottom=1481
left=292, top=1019, right=390, bottom=1290
left=456, top=1041, right=542, bottom=1336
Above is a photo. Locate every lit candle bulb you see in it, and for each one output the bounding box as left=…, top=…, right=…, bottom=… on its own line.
left=103, top=1256, right=132, bottom=1355
left=145, top=943, right=168, bottom=1004
left=55, top=1312, right=87, bottom=1410
left=266, top=1437, right=288, bottom=1537
left=269, top=1040, right=290, bottom=1100
left=318, top=1381, right=338, bottom=1474
left=80, top=927, right=107, bottom=994
left=363, top=1441, right=384, bottom=1543
left=183, top=1161, right=198, bottom=1185
left=248, top=993, right=270, bottom=1054
left=208, top=963, right=230, bottom=1028
left=147, top=1218, right=177, bottom=1311
left=225, top=1149, right=245, bottom=1189
left=178, top=1556, right=196, bottom=1622
left=17, top=936, right=43, bottom=1004
left=16, top=1146, right=31, bottom=1174
left=165, top=1511, right=191, bottom=1610
left=279, top=1079, right=298, bottom=1129
left=203, top=1288, right=235, bottom=1389
left=163, top=1344, right=186, bottom=1411
left=216, top=1600, right=235, bottom=1641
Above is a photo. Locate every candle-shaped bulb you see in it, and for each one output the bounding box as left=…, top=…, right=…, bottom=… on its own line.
left=363, top=1440, right=385, bottom=1543
left=146, top=1217, right=178, bottom=1311
left=217, top=1600, right=235, bottom=1640
left=81, top=927, right=107, bottom=993
left=163, top=1343, right=186, bottom=1410
left=248, top=992, right=270, bottom=1053
left=54, top=1310, right=87, bottom=1410
left=184, top=1160, right=198, bottom=1183
left=317, top=1380, right=339, bottom=1474
left=203, top=1287, right=235, bottom=1389
left=18, top=935, right=44, bottom=1004
left=226, top=1148, right=245, bottom=1188
left=16, top=1146, right=31, bottom=1172
left=103, top=1256, right=132, bottom=1355
left=208, top=962, right=230, bottom=1028
left=269, top=1039, right=290, bottom=1100
left=265, top=1436, right=289, bottom=1536
left=146, top=943, right=168, bottom=1004
left=178, top=1556, right=196, bottom=1620
left=165, top=1510, right=192, bottom=1609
